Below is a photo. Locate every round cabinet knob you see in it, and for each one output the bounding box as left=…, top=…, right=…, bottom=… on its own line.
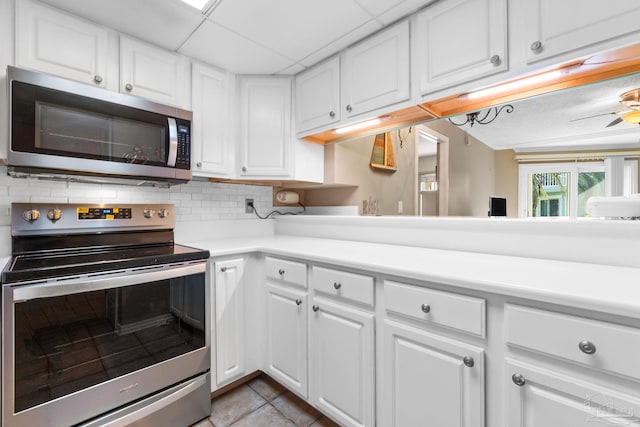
left=312, top=305, right=319, bottom=312
left=490, top=54, right=500, bottom=65
left=125, top=83, right=133, bottom=92
left=46, top=208, right=62, bottom=222
left=420, top=304, right=431, bottom=314
left=157, top=209, right=169, bottom=219
left=329, top=111, right=335, bottom=118
left=579, top=340, right=597, bottom=355
left=333, top=282, right=342, bottom=290
left=463, top=356, right=475, bottom=368
left=346, top=104, right=352, bottom=112
left=530, top=41, right=543, bottom=52
left=196, top=162, right=202, bottom=168
left=295, top=299, right=302, bottom=306
left=23, top=209, right=40, bottom=222
left=143, top=209, right=154, bottom=219
left=220, top=266, right=227, bottom=272
left=512, top=373, right=526, bottom=387
left=278, top=269, right=285, bottom=276
left=242, top=166, right=247, bottom=172
left=94, top=75, right=103, bottom=84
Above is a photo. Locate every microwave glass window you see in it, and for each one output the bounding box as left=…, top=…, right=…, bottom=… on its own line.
left=12, top=274, right=205, bottom=413
left=35, top=102, right=166, bottom=165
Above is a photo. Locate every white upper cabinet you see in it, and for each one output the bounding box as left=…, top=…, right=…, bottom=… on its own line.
left=16, top=0, right=109, bottom=87
left=238, top=76, right=292, bottom=177
left=120, top=36, right=191, bottom=109
left=416, top=0, right=507, bottom=96
left=191, top=62, right=233, bottom=177
left=295, top=56, right=340, bottom=133
left=523, top=0, right=640, bottom=64
left=341, top=19, right=411, bottom=119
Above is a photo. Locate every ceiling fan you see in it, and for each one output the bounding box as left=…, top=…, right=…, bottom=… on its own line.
left=571, top=88, right=640, bottom=127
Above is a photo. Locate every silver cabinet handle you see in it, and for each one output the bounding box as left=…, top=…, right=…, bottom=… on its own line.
left=242, top=166, right=247, bottom=172
left=196, top=162, right=202, bottom=168
left=295, top=299, right=302, bottom=306
left=463, top=356, right=474, bottom=367
left=421, top=304, right=431, bottom=314
left=125, top=83, right=133, bottom=91
left=512, top=373, right=526, bottom=387
left=329, top=111, right=335, bottom=118
left=94, top=75, right=103, bottom=84
left=530, top=41, right=542, bottom=52
left=346, top=104, right=352, bottom=112
left=312, top=305, right=319, bottom=312
left=278, top=269, right=285, bottom=276
left=220, top=267, right=227, bottom=272
left=333, top=282, right=341, bottom=290
left=490, top=54, right=500, bottom=65
left=579, top=340, right=596, bottom=355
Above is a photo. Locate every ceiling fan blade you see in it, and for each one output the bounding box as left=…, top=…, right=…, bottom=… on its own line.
left=569, top=112, right=617, bottom=122
left=606, top=117, right=624, bottom=127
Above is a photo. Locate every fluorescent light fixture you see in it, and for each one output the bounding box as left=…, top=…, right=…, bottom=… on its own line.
left=460, top=67, right=579, bottom=101
left=333, top=116, right=389, bottom=135
left=179, top=0, right=210, bottom=9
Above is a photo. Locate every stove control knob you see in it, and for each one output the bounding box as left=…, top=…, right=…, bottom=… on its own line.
left=158, top=209, right=169, bottom=219
left=143, top=209, right=155, bottom=219
left=23, top=209, right=40, bottom=222
left=47, top=209, right=63, bottom=222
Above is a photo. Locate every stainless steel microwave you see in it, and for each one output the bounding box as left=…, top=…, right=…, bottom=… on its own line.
left=7, top=66, right=192, bottom=186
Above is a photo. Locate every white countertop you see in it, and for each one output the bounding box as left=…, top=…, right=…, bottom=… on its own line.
left=186, top=235, right=640, bottom=320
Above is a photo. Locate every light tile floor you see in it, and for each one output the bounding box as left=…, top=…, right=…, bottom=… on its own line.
left=191, top=374, right=340, bottom=427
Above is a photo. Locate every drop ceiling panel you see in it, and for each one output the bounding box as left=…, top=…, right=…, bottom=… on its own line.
left=179, top=19, right=296, bottom=74
left=208, top=0, right=372, bottom=63
left=38, top=0, right=203, bottom=50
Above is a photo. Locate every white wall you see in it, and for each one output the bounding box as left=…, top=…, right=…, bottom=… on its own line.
left=0, top=166, right=274, bottom=256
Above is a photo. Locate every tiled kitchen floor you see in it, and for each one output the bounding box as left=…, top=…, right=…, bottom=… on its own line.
left=191, top=374, right=340, bottom=427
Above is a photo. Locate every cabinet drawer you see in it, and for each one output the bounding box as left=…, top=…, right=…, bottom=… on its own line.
left=311, top=266, right=374, bottom=307
left=385, top=281, right=486, bottom=337
left=265, top=256, right=307, bottom=288
left=505, top=304, right=640, bottom=381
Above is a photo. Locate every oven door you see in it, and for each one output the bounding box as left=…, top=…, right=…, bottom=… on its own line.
left=2, top=261, right=210, bottom=427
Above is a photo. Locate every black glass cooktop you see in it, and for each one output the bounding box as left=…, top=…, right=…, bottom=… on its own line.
left=2, top=243, right=209, bottom=284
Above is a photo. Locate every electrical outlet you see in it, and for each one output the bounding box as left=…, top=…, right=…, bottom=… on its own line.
left=245, top=198, right=254, bottom=214
left=398, top=201, right=403, bottom=214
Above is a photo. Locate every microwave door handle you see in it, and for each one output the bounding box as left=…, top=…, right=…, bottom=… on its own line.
left=167, top=117, right=178, bottom=167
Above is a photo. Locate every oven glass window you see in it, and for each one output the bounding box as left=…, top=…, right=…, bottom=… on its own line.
left=12, top=273, right=205, bottom=413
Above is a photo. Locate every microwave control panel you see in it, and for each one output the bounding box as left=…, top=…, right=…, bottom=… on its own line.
left=176, top=121, right=191, bottom=169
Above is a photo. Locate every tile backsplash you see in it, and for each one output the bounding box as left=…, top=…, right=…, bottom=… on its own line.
left=0, top=166, right=273, bottom=226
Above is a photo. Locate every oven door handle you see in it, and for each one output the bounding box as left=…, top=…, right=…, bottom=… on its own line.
left=12, top=262, right=206, bottom=302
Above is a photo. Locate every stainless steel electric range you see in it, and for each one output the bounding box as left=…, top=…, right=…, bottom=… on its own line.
left=1, top=203, right=211, bottom=427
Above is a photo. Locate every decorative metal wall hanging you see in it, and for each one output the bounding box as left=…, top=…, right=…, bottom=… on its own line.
left=448, top=104, right=514, bottom=127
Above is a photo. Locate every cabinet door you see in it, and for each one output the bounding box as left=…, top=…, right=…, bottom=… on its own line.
left=382, top=320, right=485, bottom=427
left=213, top=258, right=245, bottom=386
left=238, top=77, right=292, bottom=177
left=295, top=56, right=340, bottom=133
left=16, top=0, right=109, bottom=87
left=120, top=36, right=190, bottom=108
left=310, top=298, right=374, bottom=427
left=191, top=62, right=233, bottom=177
left=506, top=359, right=640, bottom=426
left=341, top=19, right=410, bottom=118
left=523, top=0, right=640, bottom=64
left=265, top=284, right=308, bottom=398
left=416, top=0, right=507, bottom=96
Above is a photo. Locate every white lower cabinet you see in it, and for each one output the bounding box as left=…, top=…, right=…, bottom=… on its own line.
left=382, top=320, right=485, bottom=427
left=505, top=359, right=640, bottom=426
left=310, top=297, right=375, bottom=427
left=265, top=284, right=308, bottom=398
left=213, top=258, right=245, bottom=388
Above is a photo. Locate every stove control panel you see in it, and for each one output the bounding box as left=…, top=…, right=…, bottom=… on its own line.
left=11, top=203, right=175, bottom=235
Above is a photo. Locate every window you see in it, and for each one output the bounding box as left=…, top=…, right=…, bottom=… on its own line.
left=517, top=161, right=636, bottom=218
